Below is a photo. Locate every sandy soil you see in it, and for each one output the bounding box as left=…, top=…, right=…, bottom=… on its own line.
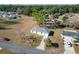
left=74, top=44, right=79, bottom=54
left=0, top=15, right=39, bottom=53
left=46, top=29, right=65, bottom=54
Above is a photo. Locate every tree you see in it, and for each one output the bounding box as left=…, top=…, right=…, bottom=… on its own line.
left=62, top=16, right=69, bottom=22
left=74, top=21, right=79, bottom=29
left=32, top=12, right=45, bottom=25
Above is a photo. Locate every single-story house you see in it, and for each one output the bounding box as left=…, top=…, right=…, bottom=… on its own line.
left=61, top=30, right=79, bottom=41
left=2, top=14, right=7, bottom=18
left=31, top=27, right=50, bottom=36
left=0, top=12, right=17, bottom=19
left=7, top=14, right=17, bottom=19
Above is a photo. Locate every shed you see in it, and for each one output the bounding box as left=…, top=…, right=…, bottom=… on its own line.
left=31, top=27, right=50, bottom=36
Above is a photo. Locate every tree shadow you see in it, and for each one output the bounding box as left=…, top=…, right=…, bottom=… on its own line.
left=0, top=27, right=12, bottom=30
left=48, top=31, right=54, bottom=36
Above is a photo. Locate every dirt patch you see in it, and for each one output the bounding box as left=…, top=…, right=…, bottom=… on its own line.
left=0, top=16, right=40, bottom=53
left=74, top=44, right=79, bottom=54
left=45, top=29, right=65, bottom=54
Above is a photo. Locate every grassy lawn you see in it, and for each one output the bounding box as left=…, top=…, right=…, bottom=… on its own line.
left=0, top=18, right=8, bottom=21
left=0, top=18, right=18, bottom=29
left=0, top=16, right=41, bottom=51
left=24, top=33, right=43, bottom=48
left=0, top=30, right=42, bottom=48
left=0, top=24, right=16, bottom=29
left=0, top=18, right=17, bottom=21
left=62, top=27, right=79, bottom=31
left=64, top=27, right=74, bottom=30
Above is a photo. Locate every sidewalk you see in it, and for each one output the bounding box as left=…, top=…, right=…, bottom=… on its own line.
left=36, top=35, right=48, bottom=50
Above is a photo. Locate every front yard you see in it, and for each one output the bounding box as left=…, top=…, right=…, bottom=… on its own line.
left=45, top=29, right=65, bottom=54
left=21, top=33, right=43, bottom=48
left=0, top=16, right=42, bottom=54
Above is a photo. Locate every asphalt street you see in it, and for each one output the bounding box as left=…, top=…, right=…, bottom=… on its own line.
left=0, top=40, right=46, bottom=54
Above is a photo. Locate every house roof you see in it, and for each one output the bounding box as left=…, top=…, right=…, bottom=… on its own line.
left=66, top=17, right=79, bottom=22
left=62, top=30, right=79, bottom=40
left=31, top=27, right=50, bottom=34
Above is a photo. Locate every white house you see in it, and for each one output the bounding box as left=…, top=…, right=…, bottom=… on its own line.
left=7, top=14, right=17, bottom=19
left=31, top=27, right=50, bottom=36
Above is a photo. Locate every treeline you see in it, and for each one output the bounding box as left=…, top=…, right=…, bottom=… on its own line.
left=0, top=5, right=79, bottom=28
left=0, top=5, right=79, bottom=15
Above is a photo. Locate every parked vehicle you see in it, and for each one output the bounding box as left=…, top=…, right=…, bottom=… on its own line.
left=3, top=37, right=10, bottom=41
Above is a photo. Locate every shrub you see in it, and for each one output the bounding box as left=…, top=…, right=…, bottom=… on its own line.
left=46, top=39, right=59, bottom=48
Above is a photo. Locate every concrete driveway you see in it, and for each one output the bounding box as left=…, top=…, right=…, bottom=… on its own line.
left=61, top=35, right=75, bottom=54
left=36, top=35, right=48, bottom=50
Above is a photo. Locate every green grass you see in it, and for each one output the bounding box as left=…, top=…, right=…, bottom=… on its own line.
left=25, top=33, right=43, bottom=48
left=64, top=27, right=75, bottom=30
left=0, top=18, right=8, bottom=21
left=4, top=25, right=16, bottom=29
left=0, top=24, right=16, bottom=29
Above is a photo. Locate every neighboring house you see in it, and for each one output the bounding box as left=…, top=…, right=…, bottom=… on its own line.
left=63, top=16, right=79, bottom=28
left=2, top=14, right=8, bottom=18
left=0, top=14, right=17, bottom=19
left=31, top=27, right=50, bottom=36
left=7, top=14, right=17, bottom=19
left=62, top=30, right=79, bottom=42
left=65, top=17, right=79, bottom=22
left=0, top=12, right=17, bottom=19
left=44, top=19, right=54, bottom=27
left=63, top=13, right=76, bottom=17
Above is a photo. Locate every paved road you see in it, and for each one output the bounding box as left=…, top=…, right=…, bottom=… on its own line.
left=0, top=40, right=46, bottom=54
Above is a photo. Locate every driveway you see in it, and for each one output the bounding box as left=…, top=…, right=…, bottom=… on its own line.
left=61, top=35, right=76, bottom=54
left=36, top=35, right=48, bottom=50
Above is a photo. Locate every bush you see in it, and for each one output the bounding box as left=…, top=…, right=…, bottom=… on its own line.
left=62, top=16, right=69, bottom=21
left=74, top=40, right=79, bottom=43
left=0, top=18, right=7, bottom=21
left=75, top=44, right=78, bottom=46
left=46, top=39, right=59, bottom=48
left=51, top=43, right=59, bottom=48
left=46, top=39, right=52, bottom=47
